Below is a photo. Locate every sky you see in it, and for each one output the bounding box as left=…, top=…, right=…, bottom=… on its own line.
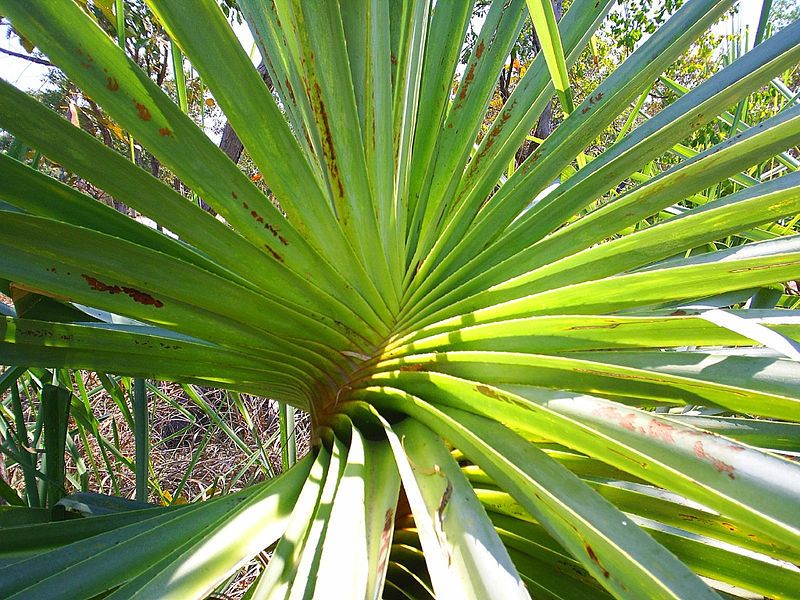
left=0, top=0, right=774, bottom=93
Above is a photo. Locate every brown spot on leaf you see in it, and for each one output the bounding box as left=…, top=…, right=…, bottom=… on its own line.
left=607, top=446, right=648, bottom=468
left=693, top=441, right=735, bottom=479
left=284, top=78, right=296, bottom=104
left=264, top=244, right=284, bottom=262
left=159, top=127, right=173, bottom=137
left=476, top=40, right=485, bottom=58
left=646, top=419, right=676, bottom=444
left=376, top=508, right=394, bottom=575
left=313, top=82, right=344, bottom=199
left=133, top=101, right=151, bottom=121
left=585, top=545, right=610, bottom=578
left=730, top=260, right=800, bottom=273
left=475, top=384, right=511, bottom=403
left=122, top=287, right=164, bottom=308
left=459, top=63, right=476, bottom=101
left=232, top=191, right=238, bottom=199
left=678, top=513, right=700, bottom=522
left=594, top=406, right=638, bottom=432
left=82, top=275, right=163, bottom=308
left=83, top=275, right=122, bottom=295
left=574, top=368, right=665, bottom=384
left=106, top=76, right=119, bottom=91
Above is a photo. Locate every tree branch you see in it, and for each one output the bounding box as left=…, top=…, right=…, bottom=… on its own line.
left=0, top=46, right=53, bottom=67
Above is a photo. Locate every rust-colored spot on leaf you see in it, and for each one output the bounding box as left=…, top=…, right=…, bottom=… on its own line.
left=678, top=513, right=700, bottom=522
left=730, top=259, right=800, bottom=273
left=106, top=76, right=119, bottom=91
left=83, top=274, right=122, bottom=295
left=693, top=441, right=735, bottom=479
left=284, top=78, right=296, bottom=104
left=314, top=82, right=344, bottom=199
left=476, top=40, right=485, bottom=58
left=586, top=545, right=610, bottom=578
left=646, top=419, right=676, bottom=444
left=475, top=384, right=510, bottom=403
left=376, top=508, right=394, bottom=575
left=133, top=101, right=151, bottom=121
left=607, top=446, right=648, bottom=468
left=264, top=244, right=284, bottom=262
left=78, top=49, right=95, bottom=69
left=82, top=275, right=163, bottom=308
left=122, top=286, right=164, bottom=308
left=575, top=368, right=664, bottom=384
left=232, top=191, right=238, bottom=199
left=399, top=363, right=425, bottom=372
left=242, top=201, right=248, bottom=209
left=278, top=235, right=289, bottom=246
left=159, top=127, right=173, bottom=137
left=594, top=406, right=638, bottom=432
left=459, top=63, right=476, bottom=101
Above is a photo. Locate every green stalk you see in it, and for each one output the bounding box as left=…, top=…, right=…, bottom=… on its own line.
left=170, top=41, right=189, bottom=114
left=754, top=0, right=774, bottom=46
left=730, top=0, right=772, bottom=138
left=114, top=0, right=136, bottom=163
left=114, top=0, right=125, bottom=48
left=41, top=384, right=70, bottom=508
left=279, top=402, right=296, bottom=471
left=10, top=381, right=40, bottom=507
left=133, top=378, right=148, bottom=503
left=170, top=428, right=212, bottom=504
left=615, top=83, right=652, bottom=142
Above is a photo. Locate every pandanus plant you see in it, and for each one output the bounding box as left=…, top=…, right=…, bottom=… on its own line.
left=1, top=0, right=800, bottom=597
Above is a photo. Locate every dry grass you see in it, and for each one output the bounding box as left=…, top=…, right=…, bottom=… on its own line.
left=68, top=377, right=311, bottom=502
left=0, top=296, right=318, bottom=596
left=2, top=364, right=310, bottom=503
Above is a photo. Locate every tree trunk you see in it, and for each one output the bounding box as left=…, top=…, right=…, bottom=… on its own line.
left=517, top=0, right=563, bottom=164
left=534, top=0, right=563, bottom=141
left=218, top=61, right=273, bottom=164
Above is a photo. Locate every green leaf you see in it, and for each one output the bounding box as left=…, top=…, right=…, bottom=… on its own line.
left=524, top=0, right=574, bottom=113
